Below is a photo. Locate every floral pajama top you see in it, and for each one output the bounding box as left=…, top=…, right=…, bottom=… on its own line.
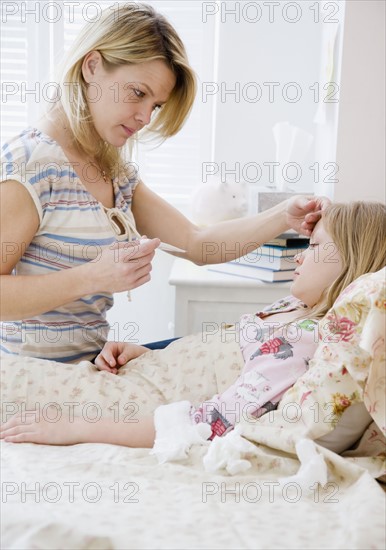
left=191, top=295, right=319, bottom=439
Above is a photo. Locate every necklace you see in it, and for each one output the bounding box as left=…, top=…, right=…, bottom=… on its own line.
left=92, top=160, right=111, bottom=184
left=99, top=167, right=109, bottom=184
left=61, top=123, right=111, bottom=184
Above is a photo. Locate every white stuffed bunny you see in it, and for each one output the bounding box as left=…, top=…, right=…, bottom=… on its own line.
left=191, top=179, right=249, bottom=226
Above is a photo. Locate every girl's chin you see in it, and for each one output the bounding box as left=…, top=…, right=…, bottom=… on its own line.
left=291, top=286, right=310, bottom=307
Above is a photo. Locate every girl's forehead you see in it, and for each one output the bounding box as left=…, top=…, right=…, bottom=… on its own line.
left=311, top=219, right=326, bottom=240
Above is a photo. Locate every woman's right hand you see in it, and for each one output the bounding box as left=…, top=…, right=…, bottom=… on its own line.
left=94, top=341, right=150, bottom=373
left=0, top=179, right=159, bottom=320
left=86, top=238, right=160, bottom=294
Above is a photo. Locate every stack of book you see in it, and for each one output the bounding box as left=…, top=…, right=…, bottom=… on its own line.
left=208, top=232, right=309, bottom=282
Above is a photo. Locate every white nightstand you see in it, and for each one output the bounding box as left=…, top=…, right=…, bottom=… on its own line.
left=169, top=258, right=292, bottom=336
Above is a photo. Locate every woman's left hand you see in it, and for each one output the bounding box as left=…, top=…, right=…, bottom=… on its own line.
left=286, top=195, right=331, bottom=236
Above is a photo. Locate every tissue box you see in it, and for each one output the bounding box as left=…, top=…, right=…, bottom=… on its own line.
left=257, top=191, right=298, bottom=213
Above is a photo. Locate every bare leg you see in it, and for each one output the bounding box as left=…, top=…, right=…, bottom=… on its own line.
left=0, top=408, right=155, bottom=448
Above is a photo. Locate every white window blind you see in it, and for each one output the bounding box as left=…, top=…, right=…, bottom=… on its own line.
left=1, top=0, right=213, bottom=210
left=0, top=5, right=28, bottom=143
left=135, top=1, right=206, bottom=207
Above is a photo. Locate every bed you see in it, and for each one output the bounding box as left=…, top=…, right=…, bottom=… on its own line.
left=1, top=269, right=385, bottom=550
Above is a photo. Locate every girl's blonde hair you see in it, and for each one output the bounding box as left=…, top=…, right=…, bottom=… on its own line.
left=306, top=201, right=386, bottom=319
left=49, top=2, right=196, bottom=179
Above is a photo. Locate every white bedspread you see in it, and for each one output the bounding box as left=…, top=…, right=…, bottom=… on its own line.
left=1, top=438, right=385, bottom=550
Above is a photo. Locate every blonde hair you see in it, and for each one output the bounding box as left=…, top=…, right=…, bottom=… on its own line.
left=49, top=2, right=196, bottom=179
left=305, top=201, right=386, bottom=319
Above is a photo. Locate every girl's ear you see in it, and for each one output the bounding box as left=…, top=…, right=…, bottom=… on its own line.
left=82, top=50, right=102, bottom=83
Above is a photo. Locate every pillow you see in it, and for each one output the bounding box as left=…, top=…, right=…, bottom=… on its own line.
left=315, top=402, right=372, bottom=453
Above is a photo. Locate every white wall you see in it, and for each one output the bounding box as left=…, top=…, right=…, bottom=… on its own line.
left=334, top=0, right=386, bottom=202
left=212, top=0, right=324, bottom=194
left=107, top=252, right=176, bottom=345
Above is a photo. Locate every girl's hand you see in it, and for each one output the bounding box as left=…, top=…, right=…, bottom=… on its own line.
left=0, top=409, right=84, bottom=446
left=94, top=341, right=149, bottom=374
left=286, top=195, right=331, bottom=236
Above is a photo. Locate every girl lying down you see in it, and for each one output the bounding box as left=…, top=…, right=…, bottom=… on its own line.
left=1, top=202, right=385, bottom=453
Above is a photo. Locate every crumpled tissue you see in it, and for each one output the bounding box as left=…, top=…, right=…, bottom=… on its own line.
left=150, top=401, right=211, bottom=464
left=278, top=439, right=328, bottom=493
left=203, top=425, right=259, bottom=475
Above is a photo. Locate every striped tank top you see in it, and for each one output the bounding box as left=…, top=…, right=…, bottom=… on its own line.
left=0, top=127, right=139, bottom=363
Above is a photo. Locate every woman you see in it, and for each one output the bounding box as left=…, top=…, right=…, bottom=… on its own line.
left=0, top=3, right=326, bottom=364
left=1, top=202, right=385, bottom=448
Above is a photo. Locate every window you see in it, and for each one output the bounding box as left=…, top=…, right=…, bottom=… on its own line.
left=0, top=1, right=214, bottom=211
left=134, top=1, right=209, bottom=209
left=0, top=4, right=28, bottom=142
